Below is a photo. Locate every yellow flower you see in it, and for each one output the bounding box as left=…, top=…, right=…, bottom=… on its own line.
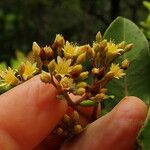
left=63, top=41, right=77, bottom=58
left=55, top=56, right=72, bottom=77
left=0, top=67, right=19, bottom=86
left=60, top=77, right=73, bottom=90
left=22, top=61, right=37, bottom=80
left=109, top=63, right=126, bottom=79
left=107, top=42, right=123, bottom=56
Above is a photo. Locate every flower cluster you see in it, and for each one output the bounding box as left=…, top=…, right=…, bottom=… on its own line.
left=0, top=32, right=132, bottom=138
left=36, top=32, right=132, bottom=107
left=0, top=61, right=38, bottom=88
left=0, top=32, right=132, bottom=105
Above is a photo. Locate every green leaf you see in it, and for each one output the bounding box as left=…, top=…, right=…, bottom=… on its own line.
left=143, top=1, right=150, bottom=11
left=80, top=100, right=98, bottom=107
left=104, top=17, right=150, bottom=150
left=137, top=107, right=150, bottom=149
left=104, top=16, right=150, bottom=104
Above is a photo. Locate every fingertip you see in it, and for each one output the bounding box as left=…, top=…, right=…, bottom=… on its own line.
left=61, top=96, right=148, bottom=150
left=104, top=96, right=148, bottom=150
left=0, top=76, right=68, bottom=149
left=112, top=96, right=148, bottom=125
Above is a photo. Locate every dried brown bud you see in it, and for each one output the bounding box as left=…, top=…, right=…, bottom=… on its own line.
left=18, top=63, right=25, bottom=75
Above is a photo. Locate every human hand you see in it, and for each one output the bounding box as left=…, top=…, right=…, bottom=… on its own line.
left=0, top=76, right=147, bottom=150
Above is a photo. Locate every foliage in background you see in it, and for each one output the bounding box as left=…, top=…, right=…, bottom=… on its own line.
left=140, top=1, right=150, bottom=41
left=0, top=0, right=147, bottom=63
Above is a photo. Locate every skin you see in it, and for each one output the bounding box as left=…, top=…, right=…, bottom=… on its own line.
left=0, top=76, right=147, bottom=150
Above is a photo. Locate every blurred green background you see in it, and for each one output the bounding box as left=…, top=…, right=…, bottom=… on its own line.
left=0, top=0, right=148, bottom=64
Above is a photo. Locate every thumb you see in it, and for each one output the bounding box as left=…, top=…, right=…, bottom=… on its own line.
left=0, top=76, right=67, bottom=150
left=61, top=96, right=147, bottom=150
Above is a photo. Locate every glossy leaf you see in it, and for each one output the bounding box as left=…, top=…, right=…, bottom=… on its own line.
left=104, top=17, right=150, bottom=105
left=103, top=17, right=150, bottom=150
left=138, top=107, right=150, bottom=150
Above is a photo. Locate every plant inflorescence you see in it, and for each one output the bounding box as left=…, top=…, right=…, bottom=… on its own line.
left=0, top=32, right=133, bottom=138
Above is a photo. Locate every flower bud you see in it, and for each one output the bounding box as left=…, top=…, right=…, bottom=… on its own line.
left=54, top=34, right=65, bottom=47
left=32, top=42, right=41, bottom=55
left=56, top=127, right=63, bottom=135
left=63, top=114, right=71, bottom=124
left=48, top=59, right=55, bottom=73
left=60, top=77, right=73, bottom=90
left=96, top=31, right=102, bottom=43
left=73, top=124, right=83, bottom=134
left=76, top=82, right=87, bottom=88
left=93, top=42, right=100, bottom=52
left=118, top=41, right=126, bottom=49
left=95, top=93, right=105, bottom=101
left=18, top=63, right=25, bottom=75
left=121, top=59, right=130, bottom=69
left=71, top=65, right=82, bottom=77
left=78, top=45, right=93, bottom=56
left=75, top=87, right=86, bottom=95
left=40, top=72, right=51, bottom=83
left=105, top=71, right=115, bottom=79
left=100, top=39, right=107, bottom=48
left=125, top=43, right=133, bottom=52
left=79, top=71, right=89, bottom=80
left=76, top=53, right=86, bottom=64
left=43, top=46, right=54, bottom=58
left=72, top=111, right=80, bottom=123
left=92, top=68, right=99, bottom=75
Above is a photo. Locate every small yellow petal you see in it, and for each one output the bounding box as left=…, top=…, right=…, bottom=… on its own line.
left=22, top=61, right=37, bottom=80
left=109, top=63, right=126, bottom=79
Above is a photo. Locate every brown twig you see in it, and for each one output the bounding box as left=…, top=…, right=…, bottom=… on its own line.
left=74, top=93, right=88, bottom=105
left=63, top=91, right=90, bottom=120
